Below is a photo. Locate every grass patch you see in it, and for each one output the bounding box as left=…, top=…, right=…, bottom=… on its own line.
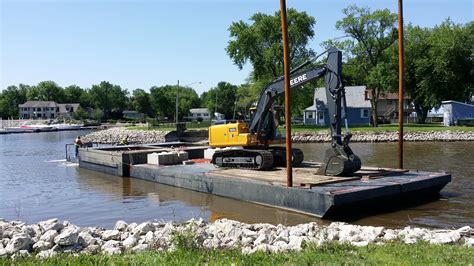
left=2, top=242, right=472, bottom=265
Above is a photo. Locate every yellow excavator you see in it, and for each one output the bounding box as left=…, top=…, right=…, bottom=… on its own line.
left=208, top=47, right=361, bottom=176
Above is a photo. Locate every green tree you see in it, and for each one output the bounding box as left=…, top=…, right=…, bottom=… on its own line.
left=227, top=8, right=315, bottom=80
left=0, top=85, right=27, bottom=118
left=73, top=106, right=88, bottom=120
left=227, top=8, right=316, bottom=117
left=405, top=21, right=473, bottom=123
left=32, top=81, right=65, bottom=102
left=201, top=82, right=237, bottom=119
left=149, top=85, right=175, bottom=120
left=149, top=85, right=200, bottom=121
left=90, top=81, right=129, bottom=119
left=64, top=85, right=85, bottom=103
left=131, top=89, right=153, bottom=117
left=331, top=5, right=398, bottom=126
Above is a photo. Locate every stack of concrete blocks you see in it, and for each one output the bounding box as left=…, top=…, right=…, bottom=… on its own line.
left=147, top=151, right=190, bottom=166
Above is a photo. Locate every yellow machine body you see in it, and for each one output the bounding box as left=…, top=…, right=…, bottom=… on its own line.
left=209, top=122, right=251, bottom=147
left=208, top=122, right=285, bottom=148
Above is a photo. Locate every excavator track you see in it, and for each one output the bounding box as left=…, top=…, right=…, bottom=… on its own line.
left=212, top=149, right=274, bottom=170
left=270, top=147, right=304, bottom=167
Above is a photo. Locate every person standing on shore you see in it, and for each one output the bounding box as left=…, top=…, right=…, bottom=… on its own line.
left=74, top=136, right=82, bottom=157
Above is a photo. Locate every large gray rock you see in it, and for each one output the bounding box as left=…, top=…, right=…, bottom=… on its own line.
left=38, top=218, right=63, bottom=232
left=114, top=220, right=128, bottom=231
left=82, top=244, right=101, bottom=255
left=78, top=231, right=96, bottom=247
left=0, top=248, right=7, bottom=257
left=40, top=229, right=59, bottom=243
left=133, top=222, right=154, bottom=235
left=102, top=240, right=121, bottom=255
left=123, top=236, right=137, bottom=249
left=429, top=231, right=461, bottom=244
left=32, top=240, right=53, bottom=251
left=5, top=235, right=33, bottom=254
left=54, top=226, right=79, bottom=246
left=102, top=230, right=121, bottom=241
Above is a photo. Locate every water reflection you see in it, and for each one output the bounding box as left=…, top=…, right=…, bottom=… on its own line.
left=75, top=167, right=324, bottom=227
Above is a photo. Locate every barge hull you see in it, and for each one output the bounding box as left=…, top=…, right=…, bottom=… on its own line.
left=78, top=147, right=451, bottom=218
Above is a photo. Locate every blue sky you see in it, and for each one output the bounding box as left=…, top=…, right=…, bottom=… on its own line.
left=1, top=0, right=472, bottom=95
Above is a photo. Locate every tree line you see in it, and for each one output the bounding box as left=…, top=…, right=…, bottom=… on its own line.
left=0, top=80, right=242, bottom=121
left=1, top=4, right=472, bottom=125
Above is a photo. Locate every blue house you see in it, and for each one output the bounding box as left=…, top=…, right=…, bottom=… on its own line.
left=441, top=100, right=474, bottom=126
left=303, top=86, right=371, bottom=125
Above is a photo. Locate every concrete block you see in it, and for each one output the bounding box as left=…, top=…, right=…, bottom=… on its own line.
left=177, top=151, right=189, bottom=163
left=147, top=153, right=160, bottom=165
left=204, top=148, right=216, bottom=160
left=157, top=152, right=170, bottom=165
left=169, top=152, right=179, bottom=164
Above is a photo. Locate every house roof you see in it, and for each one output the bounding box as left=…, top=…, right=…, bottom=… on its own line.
left=19, top=101, right=59, bottom=108
left=442, top=100, right=474, bottom=108
left=305, top=86, right=371, bottom=111
left=189, top=108, right=209, bottom=113
left=122, top=110, right=141, bottom=114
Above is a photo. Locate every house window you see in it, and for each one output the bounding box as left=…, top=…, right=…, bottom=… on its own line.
left=361, top=109, right=369, bottom=118
left=307, top=112, right=313, bottom=119
left=387, top=100, right=393, bottom=105
left=204, top=113, right=209, bottom=117
left=319, top=113, right=324, bottom=120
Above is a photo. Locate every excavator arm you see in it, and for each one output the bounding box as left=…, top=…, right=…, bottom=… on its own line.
left=249, top=47, right=361, bottom=176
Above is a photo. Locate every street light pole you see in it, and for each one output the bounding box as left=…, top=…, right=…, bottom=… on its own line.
left=176, top=81, right=202, bottom=125
left=176, top=80, right=180, bottom=124
left=215, top=91, right=218, bottom=118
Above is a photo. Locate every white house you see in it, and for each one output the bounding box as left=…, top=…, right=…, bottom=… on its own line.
left=19, top=101, right=80, bottom=119
left=187, top=108, right=211, bottom=121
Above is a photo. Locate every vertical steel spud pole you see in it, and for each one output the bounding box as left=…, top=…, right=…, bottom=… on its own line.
left=398, top=0, right=405, bottom=169
left=280, top=0, right=292, bottom=187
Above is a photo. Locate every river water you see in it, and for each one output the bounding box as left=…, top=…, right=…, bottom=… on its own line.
left=0, top=131, right=472, bottom=229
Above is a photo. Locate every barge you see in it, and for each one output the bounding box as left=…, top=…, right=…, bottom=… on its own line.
left=77, top=144, right=451, bottom=218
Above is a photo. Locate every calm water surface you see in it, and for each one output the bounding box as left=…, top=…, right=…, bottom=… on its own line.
left=0, top=131, right=472, bottom=229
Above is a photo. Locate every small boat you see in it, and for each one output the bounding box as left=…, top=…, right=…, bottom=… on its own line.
left=19, top=121, right=55, bottom=132
left=20, top=124, right=55, bottom=132
left=52, top=123, right=84, bottom=130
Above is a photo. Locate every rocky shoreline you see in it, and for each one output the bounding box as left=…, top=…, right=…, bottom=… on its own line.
left=81, top=127, right=474, bottom=145
left=82, top=127, right=169, bottom=144
left=292, top=130, right=474, bottom=143
left=0, top=218, right=472, bottom=259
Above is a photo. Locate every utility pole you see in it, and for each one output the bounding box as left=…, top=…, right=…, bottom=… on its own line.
left=215, top=91, right=218, bottom=118
left=280, top=0, right=292, bottom=187
left=176, top=80, right=179, bottom=124
left=397, top=0, right=405, bottom=169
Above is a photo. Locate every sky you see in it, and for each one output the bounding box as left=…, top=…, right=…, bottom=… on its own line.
left=1, top=0, right=472, bottom=95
